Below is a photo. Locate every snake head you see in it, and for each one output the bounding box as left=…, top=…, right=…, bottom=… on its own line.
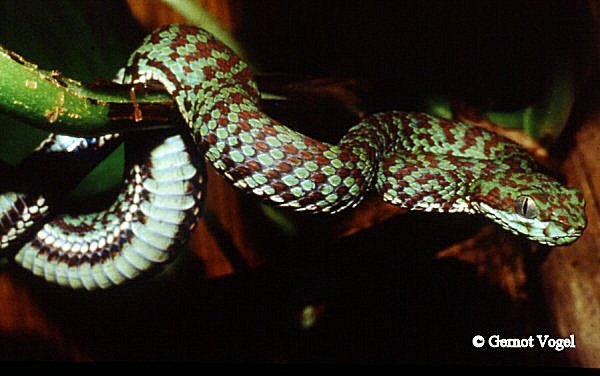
left=468, top=172, right=587, bottom=246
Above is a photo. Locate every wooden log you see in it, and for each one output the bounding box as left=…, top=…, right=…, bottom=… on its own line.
left=540, top=107, right=600, bottom=367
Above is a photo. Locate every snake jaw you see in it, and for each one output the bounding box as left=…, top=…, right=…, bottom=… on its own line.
left=472, top=201, right=582, bottom=246
left=543, top=223, right=583, bottom=246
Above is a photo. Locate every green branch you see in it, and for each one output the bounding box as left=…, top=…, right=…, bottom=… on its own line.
left=0, top=45, right=175, bottom=137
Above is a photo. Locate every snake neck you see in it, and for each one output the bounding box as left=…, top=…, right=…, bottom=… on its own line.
left=125, top=25, right=383, bottom=213
left=192, top=85, right=381, bottom=213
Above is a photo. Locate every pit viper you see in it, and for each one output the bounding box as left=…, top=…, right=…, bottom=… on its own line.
left=0, top=25, right=587, bottom=290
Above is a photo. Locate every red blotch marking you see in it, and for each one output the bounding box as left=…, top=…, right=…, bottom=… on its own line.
left=415, top=173, right=437, bottom=185
left=403, top=198, right=416, bottom=208
left=238, top=121, right=251, bottom=132
left=182, top=52, right=197, bottom=63
left=169, top=38, right=188, bottom=50
left=436, top=118, right=457, bottom=145
left=263, top=126, right=278, bottom=137
left=176, top=25, right=196, bottom=37
left=304, top=138, right=317, bottom=147
left=230, top=92, right=246, bottom=104
left=298, top=196, right=315, bottom=206
left=216, top=58, right=229, bottom=71
left=311, top=172, right=326, bottom=184
left=423, top=154, right=439, bottom=167
left=336, top=186, right=349, bottom=196
left=417, top=133, right=435, bottom=146
left=281, top=193, right=295, bottom=202
left=194, top=44, right=214, bottom=58
left=380, top=182, right=392, bottom=191
left=221, top=157, right=235, bottom=169
left=238, top=111, right=261, bottom=120
left=266, top=170, right=281, bottom=180
left=337, top=168, right=351, bottom=178
left=247, top=161, right=262, bottom=172
left=206, top=134, right=217, bottom=145
left=339, top=151, right=351, bottom=162
left=277, top=162, right=292, bottom=173
left=416, top=113, right=434, bottom=127
left=234, top=166, right=251, bottom=178
left=233, top=68, right=254, bottom=84
left=438, top=179, right=451, bottom=188
left=315, top=156, right=329, bottom=166
left=483, top=135, right=501, bottom=152
left=283, top=144, right=298, bottom=155
left=200, top=66, right=214, bottom=80
left=309, top=191, right=325, bottom=202
left=288, top=157, right=302, bottom=166
left=487, top=187, right=501, bottom=199
left=214, top=101, right=230, bottom=113
left=299, top=151, right=313, bottom=160
left=150, top=32, right=163, bottom=44
left=459, top=128, right=479, bottom=154
left=298, top=196, right=316, bottom=206
left=255, top=142, right=270, bottom=152
left=517, top=174, right=535, bottom=183
left=399, top=167, right=413, bottom=176
left=316, top=142, right=329, bottom=152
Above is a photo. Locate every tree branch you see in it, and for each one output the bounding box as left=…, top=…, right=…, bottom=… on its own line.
left=0, top=45, right=176, bottom=137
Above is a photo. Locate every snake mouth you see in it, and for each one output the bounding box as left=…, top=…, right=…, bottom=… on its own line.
left=525, top=225, right=583, bottom=246
left=548, top=234, right=582, bottom=246
left=473, top=202, right=582, bottom=246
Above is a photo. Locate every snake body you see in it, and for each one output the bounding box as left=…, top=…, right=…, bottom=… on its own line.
left=14, top=132, right=203, bottom=289
left=0, top=25, right=587, bottom=290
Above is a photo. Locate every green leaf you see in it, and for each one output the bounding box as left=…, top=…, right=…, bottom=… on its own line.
left=427, top=63, right=576, bottom=144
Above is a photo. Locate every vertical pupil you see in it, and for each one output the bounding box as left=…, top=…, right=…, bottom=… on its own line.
left=522, top=199, right=529, bottom=216
left=516, top=196, right=537, bottom=218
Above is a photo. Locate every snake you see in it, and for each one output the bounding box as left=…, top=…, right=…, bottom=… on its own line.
left=0, top=24, right=587, bottom=290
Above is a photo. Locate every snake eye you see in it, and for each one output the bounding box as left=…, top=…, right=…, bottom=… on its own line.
left=515, top=196, right=538, bottom=219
